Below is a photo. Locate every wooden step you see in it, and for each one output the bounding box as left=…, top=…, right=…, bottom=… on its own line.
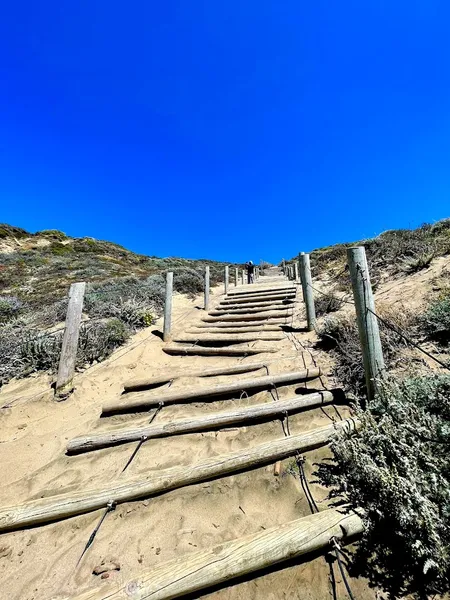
left=0, top=419, right=357, bottom=533
left=172, top=334, right=284, bottom=344
left=102, top=369, right=321, bottom=414
left=209, top=305, right=293, bottom=316
left=68, top=390, right=335, bottom=454
left=63, top=508, right=363, bottom=600
left=123, top=362, right=271, bottom=393
left=187, top=326, right=282, bottom=334
left=220, top=292, right=296, bottom=305
left=163, top=344, right=278, bottom=357
left=202, top=310, right=293, bottom=323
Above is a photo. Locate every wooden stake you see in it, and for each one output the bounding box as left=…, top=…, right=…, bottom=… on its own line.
left=299, top=253, right=316, bottom=331
left=0, top=419, right=358, bottom=533
left=224, top=265, right=229, bottom=295
left=163, top=272, right=173, bottom=342
left=347, top=246, right=385, bottom=400
left=102, top=368, right=321, bottom=414
left=204, top=266, right=210, bottom=311
left=235, top=267, right=239, bottom=286
left=55, top=282, right=86, bottom=399
left=241, top=269, right=245, bottom=285
left=68, top=391, right=335, bottom=453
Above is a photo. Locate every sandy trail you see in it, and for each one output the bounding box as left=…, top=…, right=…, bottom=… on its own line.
left=0, top=272, right=375, bottom=600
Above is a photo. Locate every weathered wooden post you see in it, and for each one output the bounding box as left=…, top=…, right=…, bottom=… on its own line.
left=294, top=263, right=299, bottom=282
left=224, top=266, right=229, bottom=295
left=204, top=266, right=210, bottom=311
left=163, top=272, right=173, bottom=342
left=55, top=282, right=86, bottom=399
left=299, top=253, right=316, bottom=331
left=282, top=259, right=286, bottom=275
left=241, top=270, right=245, bottom=285
left=235, top=267, right=239, bottom=287
left=347, top=246, right=385, bottom=400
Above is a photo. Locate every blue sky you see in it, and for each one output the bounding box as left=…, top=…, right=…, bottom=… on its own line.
left=1, top=1, right=449, bottom=263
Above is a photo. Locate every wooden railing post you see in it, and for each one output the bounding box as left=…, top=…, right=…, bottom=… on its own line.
left=299, top=253, right=316, bottom=331
left=235, top=267, right=239, bottom=286
left=294, top=263, right=299, bottom=282
left=282, top=259, right=286, bottom=275
left=204, top=266, right=210, bottom=311
left=163, top=272, right=173, bottom=342
left=347, top=246, right=385, bottom=400
left=55, top=282, right=86, bottom=399
left=241, top=269, right=245, bottom=285
left=224, top=266, right=229, bottom=295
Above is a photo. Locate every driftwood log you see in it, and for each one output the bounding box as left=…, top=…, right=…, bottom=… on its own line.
left=102, top=369, right=321, bottom=414
left=123, top=362, right=270, bottom=393
left=68, top=391, right=334, bottom=454
left=63, top=508, right=363, bottom=600
left=0, top=419, right=357, bottom=533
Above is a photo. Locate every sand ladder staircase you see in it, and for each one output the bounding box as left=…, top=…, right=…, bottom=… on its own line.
left=0, top=268, right=366, bottom=600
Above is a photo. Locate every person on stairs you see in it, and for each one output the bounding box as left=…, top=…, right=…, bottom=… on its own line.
left=246, top=261, right=255, bottom=284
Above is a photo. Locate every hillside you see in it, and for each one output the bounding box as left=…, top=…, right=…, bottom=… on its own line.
left=0, top=224, right=232, bottom=386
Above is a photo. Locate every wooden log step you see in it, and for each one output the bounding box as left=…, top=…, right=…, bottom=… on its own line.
left=187, top=326, right=282, bottom=335
left=102, top=369, right=321, bottom=414
left=163, top=345, right=278, bottom=357
left=227, top=286, right=295, bottom=297
left=209, top=305, right=293, bottom=316
left=123, top=362, right=270, bottom=393
left=68, top=391, right=335, bottom=454
left=63, top=508, right=363, bottom=600
left=194, top=319, right=287, bottom=329
left=219, top=300, right=295, bottom=310
left=172, top=334, right=284, bottom=344
left=202, top=310, right=293, bottom=323
left=0, top=419, right=357, bottom=533
left=220, top=293, right=296, bottom=306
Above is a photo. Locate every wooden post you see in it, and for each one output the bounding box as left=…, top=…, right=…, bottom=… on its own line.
left=299, top=253, right=316, bottom=331
left=163, top=272, right=173, bottom=342
left=204, top=267, right=210, bottom=311
left=294, top=262, right=299, bottom=282
left=282, top=259, right=285, bottom=274
left=55, top=282, right=86, bottom=399
left=224, top=266, right=229, bottom=295
left=241, top=269, right=245, bottom=285
left=347, top=246, right=385, bottom=400
left=235, top=267, right=238, bottom=286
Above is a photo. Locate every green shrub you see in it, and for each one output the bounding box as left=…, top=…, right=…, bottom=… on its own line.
left=37, top=229, right=68, bottom=241
left=420, top=293, right=450, bottom=345
left=172, top=267, right=204, bottom=297
left=48, top=242, right=73, bottom=255
left=0, top=296, right=24, bottom=323
left=77, top=319, right=130, bottom=364
left=317, top=375, right=450, bottom=599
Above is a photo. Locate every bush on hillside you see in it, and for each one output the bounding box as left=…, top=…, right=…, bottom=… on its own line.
left=420, top=292, right=450, bottom=345
left=172, top=267, right=204, bottom=297
left=314, top=292, right=344, bottom=316
left=317, top=375, right=450, bottom=599
left=0, top=296, right=25, bottom=323
left=316, top=308, right=415, bottom=394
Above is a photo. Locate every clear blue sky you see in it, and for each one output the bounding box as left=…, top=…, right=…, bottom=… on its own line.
left=1, top=1, right=449, bottom=263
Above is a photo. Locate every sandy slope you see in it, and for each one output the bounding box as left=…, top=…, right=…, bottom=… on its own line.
left=0, top=275, right=377, bottom=600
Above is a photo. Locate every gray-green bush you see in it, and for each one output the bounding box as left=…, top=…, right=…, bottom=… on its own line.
left=317, top=375, right=450, bottom=599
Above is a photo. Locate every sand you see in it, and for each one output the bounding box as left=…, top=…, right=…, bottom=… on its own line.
left=0, top=270, right=387, bottom=600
